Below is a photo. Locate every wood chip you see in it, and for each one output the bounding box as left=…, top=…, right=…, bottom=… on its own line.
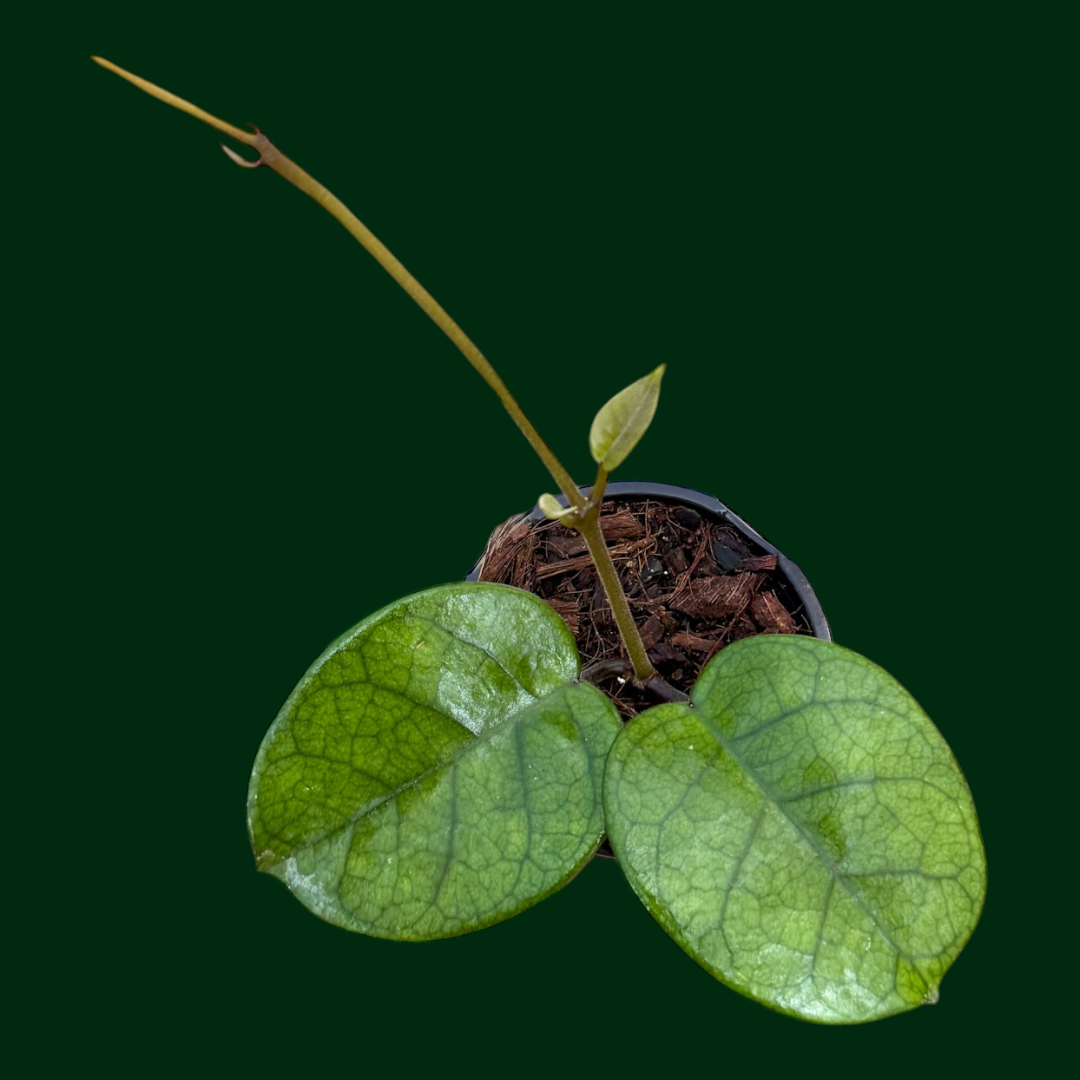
left=665, top=547, right=689, bottom=574
left=669, top=574, right=762, bottom=620
left=536, top=541, right=642, bottom=581
left=535, top=554, right=591, bottom=580
left=749, top=591, right=798, bottom=633
left=712, top=541, right=744, bottom=572
left=545, top=597, right=581, bottom=635
left=647, top=643, right=688, bottom=664
left=669, top=631, right=717, bottom=653
left=639, top=614, right=666, bottom=649
left=476, top=515, right=532, bottom=584
left=742, top=554, right=778, bottom=571
left=544, top=533, right=586, bottom=559
left=599, top=509, right=646, bottom=541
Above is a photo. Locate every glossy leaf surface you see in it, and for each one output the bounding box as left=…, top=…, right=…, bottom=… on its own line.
left=249, top=583, right=621, bottom=939
left=604, top=635, right=985, bottom=1023
left=589, top=364, right=665, bottom=471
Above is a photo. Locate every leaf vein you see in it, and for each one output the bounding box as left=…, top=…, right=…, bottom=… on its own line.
left=695, top=709, right=920, bottom=966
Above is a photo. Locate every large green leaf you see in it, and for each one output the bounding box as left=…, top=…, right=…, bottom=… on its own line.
left=604, top=635, right=985, bottom=1023
left=249, top=583, right=621, bottom=939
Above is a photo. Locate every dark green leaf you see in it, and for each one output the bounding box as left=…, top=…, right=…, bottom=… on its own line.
left=604, top=635, right=985, bottom=1023
left=249, top=583, right=621, bottom=939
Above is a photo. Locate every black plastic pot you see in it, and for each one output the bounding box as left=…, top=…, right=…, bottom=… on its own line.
left=467, top=481, right=831, bottom=642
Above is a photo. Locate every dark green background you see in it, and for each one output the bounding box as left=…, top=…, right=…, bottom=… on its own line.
left=15, top=3, right=1069, bottom=1072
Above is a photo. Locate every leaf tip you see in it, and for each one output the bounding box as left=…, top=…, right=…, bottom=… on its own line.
left=253, top=849, right=279, bottom=875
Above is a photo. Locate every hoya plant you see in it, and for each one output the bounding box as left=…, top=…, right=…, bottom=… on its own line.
left=94, top=58, right=985, bottom=1023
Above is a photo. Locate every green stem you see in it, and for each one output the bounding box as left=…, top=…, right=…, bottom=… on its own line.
left=577, top=467, right=655, bottom=684
left=92, top=57, right=660, bottom=681
left=91, top=57, right=585, bottom=511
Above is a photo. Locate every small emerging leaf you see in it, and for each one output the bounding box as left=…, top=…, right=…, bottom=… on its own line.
left=538, top=493, right=579, bottom=522
left=589, top=364, right=665, bottom=471
left=249, top=583, right=621, bottom=939
left=604, top=635, right=985, bottom=1023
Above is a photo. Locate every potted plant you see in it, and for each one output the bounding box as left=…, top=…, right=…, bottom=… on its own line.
left=93, top=57, right=986, bottom=1024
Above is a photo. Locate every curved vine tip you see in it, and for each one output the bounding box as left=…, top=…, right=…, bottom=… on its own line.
left=90, top=55, right=588, bottom=512
left=93, top=52, right=662, bottom=720
left=221, top=144, right=263, bottom=168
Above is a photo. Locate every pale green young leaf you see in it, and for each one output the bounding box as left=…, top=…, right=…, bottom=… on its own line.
left=538, top=493, right=578, bottom=522
left=588, top=364, right=665, bottom=471
left=249, top=583, right=621, bottom=940
left=604, top=635, right=985, bottom=1023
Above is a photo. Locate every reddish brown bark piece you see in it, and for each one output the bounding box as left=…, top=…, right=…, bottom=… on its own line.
left=473, top=516, right=533, bottom=587
left=599, top=509, right=646, bottom=541
left=638, top=615, right=666, bottom=650
left=535, top=555, right=591, bottom=581
left=647, top=642, right=688, bottom=664
left=544, top=534, right=586, bottom=559
left=544, top=597, right=581, bottom=635
left=742, top=554, right=778, bottom=571
left=665, top=547, right=690, bottom=574
left=749, top=591, right=798, bottom=633
left=669, top=574, right=762, bottom=620
left=669, top=631, right=718, bottom=653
